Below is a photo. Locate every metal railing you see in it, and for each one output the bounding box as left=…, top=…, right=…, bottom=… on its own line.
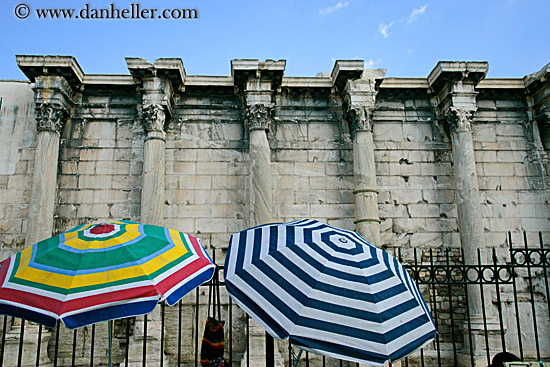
left=0, top=232, right=548, bottom=367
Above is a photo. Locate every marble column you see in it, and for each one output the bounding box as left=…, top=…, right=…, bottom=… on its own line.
left=447, top=107, right=487, bottom=314
left=247, top=103, right=274, bottom=226
left=20, top=76, right=71, bottom=367
left=25, top=103, right=68, bottom=245
left=140, top=104, right=166, bottom=226
left=242, top=103, right=283, bottom=367
left=232, top=59, right=285, bottom=367
left=346, top=107, right=381, bottom=246
left=125, top=59, right=183, bottom=367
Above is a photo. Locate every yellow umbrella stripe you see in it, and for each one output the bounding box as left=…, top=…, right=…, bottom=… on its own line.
left=62, top=224, right=142, bottom=250
left=13, top=231, right=191, bottom=289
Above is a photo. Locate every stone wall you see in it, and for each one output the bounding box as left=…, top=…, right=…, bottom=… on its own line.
left=55, top=83, right=143, bottom=233
left=0, top=81, right=36, bottom=261
left=0, top=56, right=549, bottom=366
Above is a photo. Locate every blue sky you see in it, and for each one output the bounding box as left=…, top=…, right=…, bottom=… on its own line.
left=0, top=0, right=549, bottom=80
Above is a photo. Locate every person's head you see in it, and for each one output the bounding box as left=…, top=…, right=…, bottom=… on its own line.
left=489, top=352, right=521, bottom=367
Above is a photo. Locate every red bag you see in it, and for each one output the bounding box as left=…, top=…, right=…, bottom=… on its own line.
left=200, top=267, right=229, bottom=367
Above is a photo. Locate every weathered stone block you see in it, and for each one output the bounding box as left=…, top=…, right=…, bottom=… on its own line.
left=0, top=175, right=9, bottom=189
left=7, top=175, right=31, bottom=190
left=196, top=218, right=228, bottom=233
left=422, top=189, right=455, bottom=204
left=439, top=204, right=458, bottom=218
left=278, top=204, right=310, bottom=217
left=308, top=123, right=340, bottom=141
left=173, top=148, right=198, bottom=162
left=77, top=203, right=110, bottom=218
left=408, top=203, right=441, bottom=218
left=426, top=218, right=458, bottom=232
left=310, top=176, right=352, bottom=190
left=496, top=123, right=525, bottom=136
left=164, top=218, right=195, bottom=233
left=325, top=162, right=353, bottom=176
left=474, top=150, right=497, bottom=162
left=390, top=189, right=422, bottom=204
left=196, top=189, right=228, bottom=204
left=483, top=190, right=518, bottom=204
left=393, top=218, right=427, bottom=233
left=327, top=218, right=355, bottom=231
left=403, top=123, right=433, bottom=142
left=295, top=190, right=327, bottom=204
left=212, top=175, right=244, bottom=190
left=483, top=162, right=515, bottom=176
left=177, top=204, right=212, bottom=218
left=109, top=203, right=137, bottom=218
left=378, top=203, right=407, bottom=218
left=274, top=149, right=308, bottom=162
left=78, top=174, right=113, bottom=189
left=112, top=175, right=140, bottom=189
left=518, top=191, right=549, bottom=204
left=196, top=162, right=228, bottom=175
left=295, top=162, right=325, bottom=176
left=171, top=162, right=196, bottom=175
left=310, top=203, right=354, bottom=218
left=389, top=162, right=420, bottom=176
left=374, top=123, right=404, bottom=141
left=497, top=150, right=528, bottom=163
left=180, top=175, right=212, bottom=190
left=79, top=148, right=115, bottom=161
left=95, top=161, right=130, bottom=175
left=500, top=176, right=529, bottom=190
left=410, top=232, right=443, bottom=247
left=420, top=162, right=452, bottom=176
left=60, top=161, right=77, bottom=175
left=326, top=190, right=354, bottom=204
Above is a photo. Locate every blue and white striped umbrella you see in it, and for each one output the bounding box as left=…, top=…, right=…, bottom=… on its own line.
left=224, top=219, right=436, bottom=366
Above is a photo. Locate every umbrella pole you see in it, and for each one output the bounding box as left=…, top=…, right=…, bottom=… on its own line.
left=108, top=320, right=113, bottom=367
left=266, top=332, right=274, bottom=367
left=293, top=348, right=303, bottom=367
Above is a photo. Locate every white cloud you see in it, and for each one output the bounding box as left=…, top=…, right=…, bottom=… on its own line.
left=365, top=59, right=382, bottom=68
left=378, top=21, right=394, bottom=38
left=406, top=4, right=428, bottom=24
left=319, top=1, right=349, bottom=16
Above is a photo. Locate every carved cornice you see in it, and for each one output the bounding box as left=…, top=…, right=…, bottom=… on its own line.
left=142, top=104, right=166, bottom=133
left=346, top=107, right=373, bottom=134
left=447, top=108, right=476, bottom=133
left=35, top=103, right=68, bottom=132
left=245, top=104, right=272, bottom=132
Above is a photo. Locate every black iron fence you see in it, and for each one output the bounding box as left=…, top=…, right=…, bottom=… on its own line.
left=0, top=232, right=548, bottom=367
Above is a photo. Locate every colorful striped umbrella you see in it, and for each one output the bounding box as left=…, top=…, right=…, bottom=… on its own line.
left=224, top=219, right=436, bottom=366
left=0, top=220, right=215, bottom=329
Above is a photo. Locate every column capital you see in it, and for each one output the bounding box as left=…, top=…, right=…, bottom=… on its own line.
left=346, top=106, right=374, bottom=134
left=35, top=103, right=69, bottom=132
left=17, top=55, right=84, bottom=89
left=231, top=59, right=286, bottom=93
left=32, top=76, right=73, bottom=133
left=428, top=61, right=489, bottom=92
left=246, top=104, right=273, bottom=132
left=127, top=58, right=185, bottom=120
left=428, top=61, right=488, bottom=134
left=447, top=107, right=476, bottom=133
left=339, top=67, right=385, bottom=136
left=142, top=104, right=167, bottom=137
